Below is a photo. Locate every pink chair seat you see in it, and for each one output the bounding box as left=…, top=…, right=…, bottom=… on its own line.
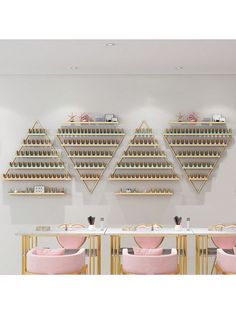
left=122, top=248, right=178, bottom=274
left=27, top=248, right=85, bottom=274
left=212, top=226, right=236, bottom=249
left=57, top=224, right=86, bottom=249
left=216, top=249, right=236, bottom=274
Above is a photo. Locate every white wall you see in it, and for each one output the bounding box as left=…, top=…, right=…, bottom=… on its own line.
left=0, top=74, right=236, bottom=274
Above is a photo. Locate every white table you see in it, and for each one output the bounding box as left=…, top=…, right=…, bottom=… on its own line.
left=105, top=227, right=193, bottom=274
left=16, top=226, right=106, bottom=275
left=192, top=228, right=236, bottom=274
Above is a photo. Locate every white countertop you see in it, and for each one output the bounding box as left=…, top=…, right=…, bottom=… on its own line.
left=192, top=228, right=236, bottom=235
left=16, top=226, right=236, bottom=237
left=105, top=227, right=193, bottom=235
left=16, top=226, right=106, bottom=236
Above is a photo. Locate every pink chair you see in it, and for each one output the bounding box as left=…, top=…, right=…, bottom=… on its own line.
left=134, top=224, right=164, bottom=249
left=210, top=224, right=236, bottom=274
left=121, top=248, right=178, bottom=274
left=215, top=249, right=236, bottom=274
left=26, top=224, right=87, bottom=275
left=211, top=225, right=236, bottom=249
left=27, top=248, right=86, bottom=274
left=57, top=224, right=87, bottom=250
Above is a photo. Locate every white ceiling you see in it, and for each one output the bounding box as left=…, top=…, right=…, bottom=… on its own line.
left=1, top=40, right=236, bottom=75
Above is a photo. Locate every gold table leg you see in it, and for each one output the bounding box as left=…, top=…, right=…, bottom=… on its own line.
left=110, top=235, right=121, bottom=275
left=205, top=236, right=208, bottom=275
left=21, top=236, right=26, bottom=275
left=22, top=235, right=31, bottom=275
left=184, top=236, right=187, bottom=274
left=97, top=236, right=101, bottom=275
left=110, top=236, right=114, bottom=274
left=195, top=235, right=200, bottom=274
left=116, top=236, right=120, bottom=275
left=88, top=236, right=92, bottom=275
left=201, top=236, right=205, bottom=274
left=114, top=236, right=118, bottom=274
left=176, top=236, right=182, bottom=274
left=182, top=236, right=187, bottom=274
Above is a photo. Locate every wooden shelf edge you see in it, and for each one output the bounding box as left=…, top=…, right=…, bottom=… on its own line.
left=9, top=167, right=65, bottom=170
left=169, top=121, right=226, bottom=124
left=2, top=178, right=71, bottom=181
left=183, top=167, right=213, bottom=170
left=122, top=155, right=166, bottom=158
left=176, top=155, right=220, bottom=158
left=110, top=178, right=179, bottom=181
left=8, top=192, right=65, bottom=195
left=62, top=144, right=119, bottom=147
left=128, top=144, right=159, bottom=147
left=74, top=167, right=106, bottom=170
left=57, top=133, right=125, bottom=136
left=15, top=156, right=59, bottom=158
left=170, top=144, right=227, bottom=147
left=21, top=144, right=52, bottom=147
left=63, top=121, right=119, bottom=124
left=68, top=155, right=112, bottom=158
left=115, top=192, right=173, bottom=195
left=164, top=133, right=231, bottom=136
left=115, top=167, right=173, bottom=170
left=80, top=178, right=100, bottom=181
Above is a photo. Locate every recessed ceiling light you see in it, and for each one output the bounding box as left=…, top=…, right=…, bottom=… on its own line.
left=175, top=66, right=184, bottom=70
left=106, top=42, right=116, bottom=46
left=70, top=66, right=79, bottom=70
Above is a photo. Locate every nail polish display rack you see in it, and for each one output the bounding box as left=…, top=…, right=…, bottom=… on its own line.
left=110, top=121, right=179, bottom=196
left=57, top=120, right=125, bottom=193
left=3, top=121, right=71, bottom=196
left=164, top=120, right=232, bottom=193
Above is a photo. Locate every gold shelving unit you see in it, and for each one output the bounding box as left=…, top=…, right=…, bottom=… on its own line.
left=164, top=119, right=232, bottom=193
left=115, top=191, right=173, bottom=196
left=57, top=118, right=125, bottom=193
left=110, top=121, right=179, bottom=196
left=9, top=192, right=64, bottom=196
left=169, top=121, right=226, bottom=125
left=63, top=121, right=119, bottom=125
left=3, top=121, right=71, bottom=196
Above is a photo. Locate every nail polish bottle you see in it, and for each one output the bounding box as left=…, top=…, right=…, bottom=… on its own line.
left=186, top=217, right=190, bottom=231
left=100, top=217, right=105, bottom=230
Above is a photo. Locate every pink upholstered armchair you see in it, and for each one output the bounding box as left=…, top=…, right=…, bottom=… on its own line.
left=215, top=249, right=236, bottom=274
left=27, top=248, right=86, bottom=275
left=211, top=224, right=236, bottom=249
left=121, top=248, right=178, bottom=275
left=210, top=224, right=236, bottom=274
left=26, top=224, right=87, bottom=275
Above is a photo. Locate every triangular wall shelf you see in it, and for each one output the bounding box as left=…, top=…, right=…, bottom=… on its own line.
left=163, top=119, right=232, bottom=193
left=110, top=121, right=179, bottom=196
left=57, top=117, right=125, bottom=193
left=3, top=120, right=71, bottom=195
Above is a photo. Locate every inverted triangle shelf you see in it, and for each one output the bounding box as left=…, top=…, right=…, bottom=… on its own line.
left=57, top=116, right=125, bottom=193
left=164, top=118, right=232, bottom=193
left=110, top=121, right=179, bottom=196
